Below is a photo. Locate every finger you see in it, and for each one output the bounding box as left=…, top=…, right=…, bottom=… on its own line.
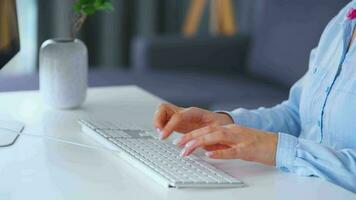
left=174, top=125, right=217, bottom=147
left=160, top=112, right=187, bottom=140
left=203, top=144, right=230, bottom=151
left=181, top=130, right=235, bottom=156
left=161, top=106, right=205, bottom=139
left=205, top=148, right=241, bottom=159
left=153, top=103, right=175, bottom=130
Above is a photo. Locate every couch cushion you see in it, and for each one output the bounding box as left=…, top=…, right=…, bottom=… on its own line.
left=131, top=35, right=250, bottom=73
left=0, top=69, right=288, bottom=110
left=248, top=0, right=349, bottom=87
left=89, top=69, right=288, bottom=109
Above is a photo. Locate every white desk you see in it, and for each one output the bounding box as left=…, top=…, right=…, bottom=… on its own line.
left=0, top=86, right=353, bottom=199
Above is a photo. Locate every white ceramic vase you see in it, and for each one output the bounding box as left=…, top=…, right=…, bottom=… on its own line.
left=40, top=38, right=88, bottom=109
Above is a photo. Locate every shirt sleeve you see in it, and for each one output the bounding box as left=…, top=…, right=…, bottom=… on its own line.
left=277, top=132, right=356, bottom=193
left=223, top=47, right=318, bottom=136
left=223, top=75, right=304, bottom=137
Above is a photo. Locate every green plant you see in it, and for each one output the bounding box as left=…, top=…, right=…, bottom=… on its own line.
left=71, top=0, right=114, bottom=39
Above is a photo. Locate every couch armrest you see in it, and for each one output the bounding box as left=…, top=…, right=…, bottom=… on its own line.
left=131, top=34, right=250, bottom=74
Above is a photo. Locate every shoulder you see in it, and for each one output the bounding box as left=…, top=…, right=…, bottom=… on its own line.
left=316, top=2, right=354, bottom=46
left=308, top=2, right=354, bottom=69
left=329, top=1, right=355, bottom=25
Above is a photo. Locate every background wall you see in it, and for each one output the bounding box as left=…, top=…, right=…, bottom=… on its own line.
left=36, top=0, right=257, bottom=69
left=3, top=0, right=37, bottom=74
left=2, top=0, right=257, bottom=74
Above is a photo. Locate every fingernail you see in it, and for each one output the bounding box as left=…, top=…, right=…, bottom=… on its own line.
left=205, top=152, right=213, bottom=157
left=159, top=132, right=164, bottom=140
left=180, top=148, right=187, bottom=157
left=157, top=128, right=164, bottom=140
left=172, top=137, right=182, bottom=145
left=185, top=140, right=196, bottom=148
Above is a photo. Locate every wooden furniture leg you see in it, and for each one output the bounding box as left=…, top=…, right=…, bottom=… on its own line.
left=182, top=0, right=207, bottom=37
left=183, top=0, right=237, bottom=37
left=218, top=0, right=237, bottom=35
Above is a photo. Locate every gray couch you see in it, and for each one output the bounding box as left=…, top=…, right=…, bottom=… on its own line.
left=0, top=0, right=349, bottom=111
left=130, top=0, right=349, bottom=110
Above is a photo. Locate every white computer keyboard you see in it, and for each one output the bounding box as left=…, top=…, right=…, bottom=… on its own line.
left=79, top=119, right=244, bottom=188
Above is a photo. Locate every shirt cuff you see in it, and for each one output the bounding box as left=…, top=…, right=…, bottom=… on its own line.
left=214, top=110, right=238, bottom=124
left=276, top=132, right=298, bottom=171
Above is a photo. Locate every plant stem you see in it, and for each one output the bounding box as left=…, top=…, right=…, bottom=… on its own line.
left=71, top=13, right=87, bottom=39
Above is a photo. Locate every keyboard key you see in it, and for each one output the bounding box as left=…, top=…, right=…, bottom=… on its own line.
left=79, top=119, right=244, bottom=188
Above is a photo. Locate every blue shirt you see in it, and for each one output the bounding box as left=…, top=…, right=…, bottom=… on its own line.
left=224, top=1, right=356, bottom=193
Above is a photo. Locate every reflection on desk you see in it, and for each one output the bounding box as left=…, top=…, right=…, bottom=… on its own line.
left=0, top=86, right=353, bottom=200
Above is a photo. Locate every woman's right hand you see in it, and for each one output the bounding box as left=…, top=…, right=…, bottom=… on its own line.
left=153, top=103, right=234, bottom=140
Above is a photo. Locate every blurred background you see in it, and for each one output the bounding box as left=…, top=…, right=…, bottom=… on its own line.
left=0, top=0, right=350, bottom=110
left=6, top=0, right=256, bottom=73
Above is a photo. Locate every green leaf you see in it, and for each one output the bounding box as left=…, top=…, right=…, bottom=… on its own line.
left=93, top=1, right=102, bottom=9
left=79, top=0, right=92, bottom=4
left=83, top=5, right=96, bottom=15
left=73, top=0, right=113, bottom=15
left=95, top=2, right=113, bottom=11
left=94, top=0, right=112, bottom=9
left=102, top=2, right=114, bottom=10
left=73, top=3, right=82, bottom=13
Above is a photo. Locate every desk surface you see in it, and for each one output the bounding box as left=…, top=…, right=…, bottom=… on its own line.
left=0, top=86, right=353, bottom=199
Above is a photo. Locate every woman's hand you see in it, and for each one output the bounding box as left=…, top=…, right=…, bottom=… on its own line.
left=175, top=124, right=278, bottom=166
left=153, top=103, right=233, bottom=140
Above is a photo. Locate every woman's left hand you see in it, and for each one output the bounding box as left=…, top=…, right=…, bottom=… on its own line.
left=174, top=124, right=278, bottom=166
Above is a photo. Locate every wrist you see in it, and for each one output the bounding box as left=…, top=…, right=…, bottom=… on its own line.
left=267, top=133, right=278, bottom=166
left=271, top=134, right=278, bottom=166
left=215, top=112, right=234, bottom=125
